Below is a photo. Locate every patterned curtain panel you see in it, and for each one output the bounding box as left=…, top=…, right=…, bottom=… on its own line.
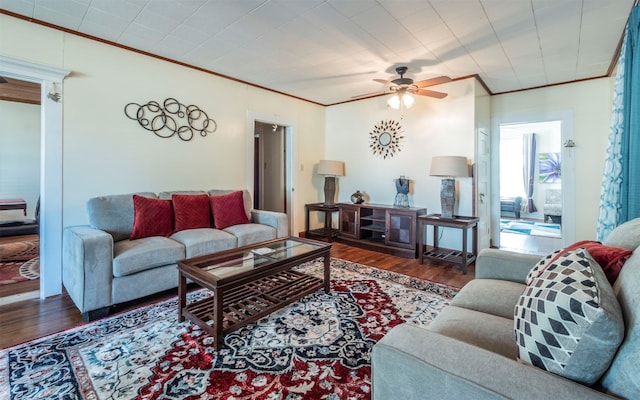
left=523, top=133, right=538, bottom=213
left=598, top=7, right=640, bottom=241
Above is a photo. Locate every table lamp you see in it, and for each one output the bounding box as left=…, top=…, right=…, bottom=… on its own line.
left=430, top=156, right=469, bottom=219
left=317, top=160, right=345, bottom=205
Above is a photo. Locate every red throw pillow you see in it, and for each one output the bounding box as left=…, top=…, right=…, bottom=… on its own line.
left=130, top=195, right=173, bottom=239
left=210, top=191, right=250, bottom=229
left=535, top=240, right=632, bottom=285
left=172, top=194, right=211, bottom=232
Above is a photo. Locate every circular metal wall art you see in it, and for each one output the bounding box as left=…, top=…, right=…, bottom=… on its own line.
left=124, top=98, right=217, bottom=141
left=369, top=119, right=403, bottom=159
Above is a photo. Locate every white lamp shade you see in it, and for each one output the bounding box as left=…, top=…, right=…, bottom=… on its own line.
left=430, top=156, right=469, bottom=177
left=317, top=160, right=345, bottom=176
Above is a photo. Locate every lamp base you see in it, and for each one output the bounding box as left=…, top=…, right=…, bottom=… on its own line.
left=440, top=178, right=455, bottom=219
left=323, top=176, right=336, bottom=205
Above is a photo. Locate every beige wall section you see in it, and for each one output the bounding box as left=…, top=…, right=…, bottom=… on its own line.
left=491, top=78, right=612, bottom=240
left=1, top=15, right=325, bottom=235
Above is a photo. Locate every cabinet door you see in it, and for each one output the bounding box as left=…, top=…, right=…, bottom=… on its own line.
left=339, top=205, right=359, bottom=238
left=385, top=210, right=416, bottom=249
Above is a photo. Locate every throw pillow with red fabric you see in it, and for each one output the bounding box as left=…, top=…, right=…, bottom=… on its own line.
left=130, top=195, right=174, bottom=239
left=172, top=193, right=211, bottom=232
left=529, top=240, right=632, bottom=285
left=210, top=191, right=250, bottom=229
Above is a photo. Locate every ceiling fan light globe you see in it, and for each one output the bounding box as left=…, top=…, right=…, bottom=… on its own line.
left=387, top=95, right=401, bottom=109
left=402, top=93, right=415, bottom=108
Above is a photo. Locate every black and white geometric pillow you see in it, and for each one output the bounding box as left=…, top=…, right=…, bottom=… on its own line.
left=526, top=249, right=562, bottom=285
left=514, top=249, right=624, bottom=384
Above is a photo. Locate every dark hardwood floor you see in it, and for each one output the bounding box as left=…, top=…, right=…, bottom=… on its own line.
left=0, top=240, right=475, bottom=349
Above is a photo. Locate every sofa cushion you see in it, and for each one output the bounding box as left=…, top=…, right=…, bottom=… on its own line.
left=130, top=195, right=174, bottom=240
left=428, top=306, right=517, bottom=360
left=223, top=223, right=276, bottom=247
left=514, top=249, right=624, bottom=385
left=210, top=191, right=250, bottom=229
left=600, top=249, right=640, bottom=398
left=170, top=228, right=237, bottom=258
left=172, top=194, right=211, bottom=232
left=450, top=279, right=525, bottom=320
left=113, top=237, right=185, bottom=277
left=157, top=190, right=207, bottom=200
left=87, top=192, right=156, bottom=242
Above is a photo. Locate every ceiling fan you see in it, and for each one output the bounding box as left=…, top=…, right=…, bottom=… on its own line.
left=353, top=66, right=451, bottom=109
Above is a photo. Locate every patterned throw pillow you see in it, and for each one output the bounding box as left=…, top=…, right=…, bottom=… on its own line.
left=130, top=195, right=174, bottom=239
left=514, top=249, right=624, bottom=385
left=526, top=249, right=561, bottom=285
left=210, top=191, right=250, bottom=229
left=172, top=194, right=211, bottom=232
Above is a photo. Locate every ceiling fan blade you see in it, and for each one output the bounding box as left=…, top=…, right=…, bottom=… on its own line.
left=414, top=76, right=451, bottom=88
left=373, top=78, right=396, bottom=87
left=351, top=90, right=389, bottom=99
left=415, top=89, right=448, bottom=99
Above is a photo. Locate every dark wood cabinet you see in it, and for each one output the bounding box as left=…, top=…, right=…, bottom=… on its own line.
left=337, top=203, right=426, bottom=258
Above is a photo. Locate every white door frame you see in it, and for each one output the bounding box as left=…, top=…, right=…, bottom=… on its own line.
left=246, top=112, right=297, bottom=235
left=0, top=55, right=70, bottom=298
left=491, top=111, right=575, bottom=247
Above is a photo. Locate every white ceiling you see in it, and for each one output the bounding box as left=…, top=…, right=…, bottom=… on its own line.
left=0, top=0, right=635, bottom=105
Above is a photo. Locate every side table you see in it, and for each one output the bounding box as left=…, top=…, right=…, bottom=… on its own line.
left=418, top=214, right=479, bottom=274
left=305, top=203, right=339, bottom=242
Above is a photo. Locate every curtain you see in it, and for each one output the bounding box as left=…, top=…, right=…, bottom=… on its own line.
left=597, top=6, right=640, bottom=241
left=523, top=133, right=538, bottom=213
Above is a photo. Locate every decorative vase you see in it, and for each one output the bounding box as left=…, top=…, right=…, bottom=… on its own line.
left=350, top=190, right=365, bottom=204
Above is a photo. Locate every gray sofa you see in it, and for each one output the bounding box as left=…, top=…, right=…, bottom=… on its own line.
left=373, top=218, right=640, bottom=399
left=63, top=189, right=288, bottom=321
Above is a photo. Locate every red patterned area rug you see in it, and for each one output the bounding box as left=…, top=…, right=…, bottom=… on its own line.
left=0, top=239, right=39, bottom=286
left=0, top=258, right=457, bottom=399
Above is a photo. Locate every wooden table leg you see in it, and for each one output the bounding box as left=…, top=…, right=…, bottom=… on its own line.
left=418, top=220, right=425, bottom=264
left=178, top=271, right=186, bottom=322
left=461, top=227, right=468, bottom=275
left=323, top=252, right=331, bottom=293
left=214, top=289, right=224, bottom=351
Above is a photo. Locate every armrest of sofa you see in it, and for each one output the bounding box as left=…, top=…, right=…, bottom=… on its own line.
left=62, top=225, right=114, bottom=319
left=475, top=248, right=541, bottom=284
left=250, top=209, right=288, bottom=238
left=373, top=324, right=615, bottom=400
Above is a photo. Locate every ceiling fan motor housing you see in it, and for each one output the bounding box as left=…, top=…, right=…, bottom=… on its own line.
left=392, top=66, right=413, bottom=85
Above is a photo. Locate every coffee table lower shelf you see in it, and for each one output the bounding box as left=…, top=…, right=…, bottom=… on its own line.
left=181, top=269, right=324, bottom=349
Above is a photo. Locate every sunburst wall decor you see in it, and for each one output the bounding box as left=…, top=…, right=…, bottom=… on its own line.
left=369, top=119, right=403, bottom=159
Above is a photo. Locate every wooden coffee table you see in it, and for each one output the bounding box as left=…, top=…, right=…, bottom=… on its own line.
left=177, top=237, right=331, bottom=350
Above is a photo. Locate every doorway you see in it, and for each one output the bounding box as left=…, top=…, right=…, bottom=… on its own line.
left=497, top=120, right=566, bottom=255
left=246, top=113, right=296, bottom=236
left=0, top=78, right=41, bottom=304
left=253, top=121, right=286, bottom=213
left=0, top=55, right=69, bottom=299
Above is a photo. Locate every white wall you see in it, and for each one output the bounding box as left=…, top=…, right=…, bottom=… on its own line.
left=0, top=15, right=326, bottom=236
left=0, top=100, right=40, bottom=220
left=326, top=78, right=479, bottom=249
left=326, top=78, right=477, bottom=213
left=492, top=78, right=612, bottom=240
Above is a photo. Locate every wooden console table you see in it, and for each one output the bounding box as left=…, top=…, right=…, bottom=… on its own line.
left=0, top=198, right=27, bottom=216
left=336, top=203, right=426, bottom=258
left=418, top=214, right=479, bottom=274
